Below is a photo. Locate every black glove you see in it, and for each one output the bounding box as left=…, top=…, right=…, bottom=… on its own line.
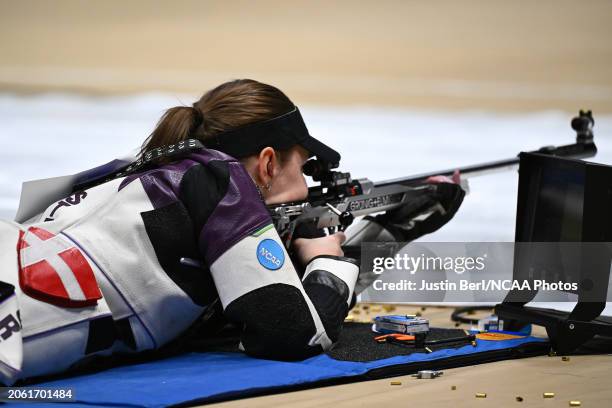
left=372, top=182, right=465, bottom=242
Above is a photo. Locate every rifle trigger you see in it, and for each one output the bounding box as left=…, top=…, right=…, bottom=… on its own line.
left=325, top=202, right=342, bottom=216
left=326, top=203, right=354, bottom=231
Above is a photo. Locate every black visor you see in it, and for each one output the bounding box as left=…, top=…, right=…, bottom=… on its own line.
left=203, top=107, right=341, bottom=166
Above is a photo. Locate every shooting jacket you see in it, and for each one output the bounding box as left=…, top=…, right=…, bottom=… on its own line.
left=0, top=149, right=358, bottom=384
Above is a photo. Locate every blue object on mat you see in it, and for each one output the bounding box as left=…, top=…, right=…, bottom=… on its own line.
left=15, top=333, right=546, bottom=408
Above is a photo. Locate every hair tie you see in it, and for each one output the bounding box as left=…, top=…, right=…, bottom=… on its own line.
left=191, top=104, right=204, bottom=126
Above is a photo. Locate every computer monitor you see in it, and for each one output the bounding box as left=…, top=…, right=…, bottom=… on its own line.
left=515, top=151, right=612, bottom=244
left=508, top=152, right=612, bottom=313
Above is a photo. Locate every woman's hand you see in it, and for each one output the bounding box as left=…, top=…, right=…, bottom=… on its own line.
left=425, top=169, right=461, bottom=185
left=372, top=167, right=466, bottom=242
left=293, top=232, right=346, bottom=266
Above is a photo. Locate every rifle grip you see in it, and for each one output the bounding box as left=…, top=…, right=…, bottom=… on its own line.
left=288, top=221, right=326, bottom=279
left=292, top=221, right=327, bottom=240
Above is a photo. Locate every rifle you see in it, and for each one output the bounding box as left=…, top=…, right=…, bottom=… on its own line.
left=270, top=110, right=597, bottom=249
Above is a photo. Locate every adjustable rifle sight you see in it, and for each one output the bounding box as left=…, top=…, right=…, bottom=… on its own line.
left=571, top=110, right=595, bottom=143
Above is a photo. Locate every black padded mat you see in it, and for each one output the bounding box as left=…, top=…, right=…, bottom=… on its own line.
left=327, top=323, right=473, bottom=362
left=185, top=322, right=473, bottom=361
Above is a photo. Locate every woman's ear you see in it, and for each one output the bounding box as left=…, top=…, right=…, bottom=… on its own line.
left=257, top=147, right=277, bottom=185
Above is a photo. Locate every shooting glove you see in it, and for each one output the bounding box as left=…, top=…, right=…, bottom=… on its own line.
left=344, top=181, right=465, bottom=295
left=372, top=181, right=465, bottom=242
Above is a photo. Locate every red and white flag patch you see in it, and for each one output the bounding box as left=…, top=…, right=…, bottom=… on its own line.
left=17, top=227, right=102, bottom=308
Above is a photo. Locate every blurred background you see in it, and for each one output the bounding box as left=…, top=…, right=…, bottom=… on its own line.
left=1, top=0, right=612, bottom=241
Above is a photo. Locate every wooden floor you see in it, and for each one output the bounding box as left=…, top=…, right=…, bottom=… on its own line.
left=2, top=1, right=612, bottom=112
left=206, top=304, right=612, bottom=408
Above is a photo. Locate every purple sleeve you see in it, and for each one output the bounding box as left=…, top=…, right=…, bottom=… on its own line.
left=117, top=149, right=272, bottom=266
left=199, top=161, right=272, bottom=265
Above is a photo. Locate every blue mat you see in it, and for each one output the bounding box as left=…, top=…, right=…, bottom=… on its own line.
left=13, top=331, right=547, bottom=408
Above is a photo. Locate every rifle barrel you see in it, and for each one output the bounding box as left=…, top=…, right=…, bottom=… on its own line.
left=376, top=139, right=596, bottom=188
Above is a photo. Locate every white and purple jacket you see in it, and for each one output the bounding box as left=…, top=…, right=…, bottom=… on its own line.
left=0, top=149, right=358, bottom=384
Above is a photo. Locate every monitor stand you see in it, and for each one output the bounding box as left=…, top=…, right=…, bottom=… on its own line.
left=495, top=302, right=612, bottom=354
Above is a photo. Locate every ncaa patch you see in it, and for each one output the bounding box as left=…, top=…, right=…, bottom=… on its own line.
left=256, top=239, right=285, bottom=270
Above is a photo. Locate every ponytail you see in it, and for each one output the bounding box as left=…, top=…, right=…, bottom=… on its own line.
left=141, top=79, right=295, bottom=161
left=140, top=105, right=203, bottom=157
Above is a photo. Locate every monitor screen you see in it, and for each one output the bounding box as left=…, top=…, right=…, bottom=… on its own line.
left=528, top=159, right=585, bottom=242
left=512, top=152, right=612, bottom=303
